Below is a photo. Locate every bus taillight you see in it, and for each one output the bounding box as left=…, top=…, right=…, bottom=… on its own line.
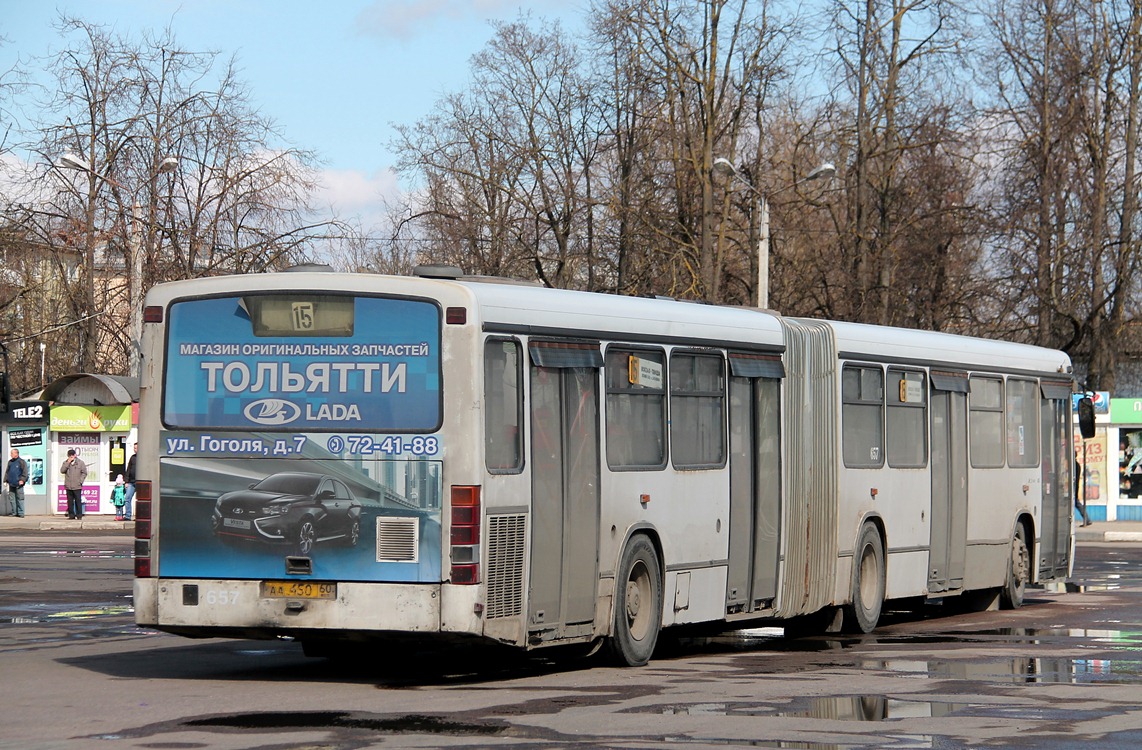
left=449, top=485, right=480, bottom=584
left=134, top=480, right=153, bottom=578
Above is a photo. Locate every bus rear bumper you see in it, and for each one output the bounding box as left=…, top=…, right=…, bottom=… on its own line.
left=135, top=578, right=442, bottom=633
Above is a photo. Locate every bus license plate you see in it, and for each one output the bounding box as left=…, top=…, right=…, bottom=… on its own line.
left=260, top=581, right=337, bottom=600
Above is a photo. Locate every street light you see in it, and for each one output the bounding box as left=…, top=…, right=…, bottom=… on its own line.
left=714, top=157, right=836, bottom=309
left=56, top=152, right=178, bottom=375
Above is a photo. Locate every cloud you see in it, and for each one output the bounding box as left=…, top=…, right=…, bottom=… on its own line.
left=314, top=166, right=401, bottom=227
left=354, top=0, right=531, bottom=41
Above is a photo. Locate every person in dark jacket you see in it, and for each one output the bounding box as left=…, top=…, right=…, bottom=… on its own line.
left=1075, top=446, right=1091, bottom=527
left=5, top=448, right=28, bottom=517
left=60, top=449, right=88, bottom=519
left=123, top=442, right=138, bottom=521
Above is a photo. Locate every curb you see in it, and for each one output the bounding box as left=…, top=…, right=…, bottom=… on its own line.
left=1102, top=531, right=1142, bottom=542
left=14, top=520, right=134, bottom=531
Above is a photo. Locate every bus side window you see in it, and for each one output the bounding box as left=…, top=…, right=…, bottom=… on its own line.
left=670, top=352, right=726, bottom=469
left=842, top=364, right=884, bottom=468
left=969, top=376, right=1005, bottom=468
left=605, top=347, right=667, bottom=470
left=484, top=338, right=523, bottom=473
left=1006, top=378, right=1040, bottom=468
left=887, top=369, right=927, bottom=468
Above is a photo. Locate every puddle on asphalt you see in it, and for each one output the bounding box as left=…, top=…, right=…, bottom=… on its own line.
left=914, top=626, right=1142, bottom=645
left=0, top=604, right=134, bottom=624
left=862, top=656, right=1142, bottom=683
left=19, top=549, right=132, bottom=559
left=182, top=711, right=506, bottom=736
left=654, top=696, right=943, bottom=720
left=654, top=692, right=1112, bottom=724
left=1068, top=582, right=1123, bottom=592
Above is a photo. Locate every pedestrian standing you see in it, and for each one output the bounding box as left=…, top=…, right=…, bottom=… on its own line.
left=5, top=448, right=28, bottom=518
left=60, top=449, right=88, bottom=519
left=1075, top=445, right=1091, bottom=527
left=123, top=442, right=138, bottom=521
left=111, top=475, right=126, bottom=520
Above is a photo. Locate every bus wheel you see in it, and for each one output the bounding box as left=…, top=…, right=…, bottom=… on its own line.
left=845, top=524, right=885, bottom=634
left=1000, top=524, right=1029, bottom=609
left=609, top=536, right=662, bottom=667
left=296, top=519, right=317, bottom=556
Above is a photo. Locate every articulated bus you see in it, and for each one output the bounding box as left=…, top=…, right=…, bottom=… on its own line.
left=133, top=267, right=1091, bottom=666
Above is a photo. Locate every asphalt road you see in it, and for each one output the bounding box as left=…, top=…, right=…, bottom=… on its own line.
left=2, top=530, right=1141, bottom=749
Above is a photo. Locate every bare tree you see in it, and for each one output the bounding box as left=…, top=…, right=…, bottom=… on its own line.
left=625, top=0, right=793, bottom=303
left=813, top=0, right=972, bottom=326
left=980, top=0, right=1142, bottom=387
left=393, top=17, right=602, bottom=288
left=15, top=16, right=327, bottom=375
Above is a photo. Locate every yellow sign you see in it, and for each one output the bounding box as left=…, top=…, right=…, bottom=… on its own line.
left=49, top=405, right=132, bottom=433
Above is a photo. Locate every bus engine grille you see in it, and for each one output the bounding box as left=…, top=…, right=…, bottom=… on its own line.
left=486, top=513, right=527, bottom=619
left=376, top=516, right=420, bottom=562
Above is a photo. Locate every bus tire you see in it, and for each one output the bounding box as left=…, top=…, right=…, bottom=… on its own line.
left=609, top=535, right=662, bottom=667
left=1000, top=523, right=1029, bottom=609
left=845, top=523, right=885, bottom=634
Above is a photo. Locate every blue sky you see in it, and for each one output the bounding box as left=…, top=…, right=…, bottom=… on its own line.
left=1, top=0, right=580, bottom=224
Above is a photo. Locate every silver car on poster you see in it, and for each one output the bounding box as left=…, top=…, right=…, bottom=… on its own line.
left=210, top=472, right=362, bottom=555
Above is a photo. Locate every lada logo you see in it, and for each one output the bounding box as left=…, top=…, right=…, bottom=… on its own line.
left=243, top=398, right=301, bottom=426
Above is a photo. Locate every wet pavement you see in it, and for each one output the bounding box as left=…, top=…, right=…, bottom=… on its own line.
left=2, top=524, right=1142, bottom=748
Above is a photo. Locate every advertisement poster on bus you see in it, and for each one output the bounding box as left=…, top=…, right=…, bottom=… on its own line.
left=156, top=434, right=443, bottom=582
left=163, top=295, right=441, bottom=432
left=155, top=293, right=444, bottom=582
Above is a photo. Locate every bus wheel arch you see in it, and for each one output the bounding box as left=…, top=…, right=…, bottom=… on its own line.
left=608, top=532, right=664, bottom=667
left=845, top=519, right=886, bottom=634
left=1001, top=517, right=1032, bottom=609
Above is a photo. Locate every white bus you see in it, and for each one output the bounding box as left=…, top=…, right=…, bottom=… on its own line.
left=133, top=267, right=1090, bottom=666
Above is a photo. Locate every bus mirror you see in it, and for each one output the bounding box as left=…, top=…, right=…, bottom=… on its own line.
left=1077, top=396, right=1096, bottom=440
left=0, top=371, right=8, bottom=415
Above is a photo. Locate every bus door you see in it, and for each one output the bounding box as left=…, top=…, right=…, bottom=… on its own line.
left=726, top=355, right=783, bottom=614
left=527, top=342, right=601, bottom=638
left=1038, top=382, right=1074, bottom=579
left=929, top=371, right=969, bottom=593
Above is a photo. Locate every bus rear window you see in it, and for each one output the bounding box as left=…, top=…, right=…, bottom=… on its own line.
left=244, top=294, right=356, bottom=337
left=163, top=294, right=442, bottom=432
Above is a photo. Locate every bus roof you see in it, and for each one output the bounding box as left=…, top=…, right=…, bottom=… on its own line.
left=812, top=318, right=1072, bottom=376
left=461, top=279, right=785, bottom=349
left=146, top=271, right=1072, bottom=375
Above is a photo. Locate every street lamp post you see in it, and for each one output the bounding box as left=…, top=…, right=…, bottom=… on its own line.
left=714, top=157, right=836, bottom=309
left=57, top=153, right=178, bottom=376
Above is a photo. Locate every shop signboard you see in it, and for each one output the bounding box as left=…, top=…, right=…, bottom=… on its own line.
left=1110, top=398, right=1142, bottom=424
left=49, top=405, right=131, bottom=432
left=1074, top=391, right=1110, bottom=414
left=0, top=401, right=49, bottom=425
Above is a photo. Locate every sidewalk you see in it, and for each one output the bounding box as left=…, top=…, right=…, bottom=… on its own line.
left=0, top=514, right=134, bottom=531
left=1074, top=520, right=1142, bottom=543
